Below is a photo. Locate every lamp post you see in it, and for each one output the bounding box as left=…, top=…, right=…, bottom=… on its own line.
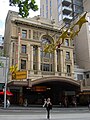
left=4, top=56, right=8, bottom=109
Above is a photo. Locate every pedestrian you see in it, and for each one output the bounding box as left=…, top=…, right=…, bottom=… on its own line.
left=23, top=98, right=28, bottom=107
left=43, top=98, right=47, bottom=107
left=7, top=99, right=10, bottom=108
left=43, top=98, right=52, bottom=120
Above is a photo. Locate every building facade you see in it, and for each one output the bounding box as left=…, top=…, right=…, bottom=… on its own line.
left=74, top=12, right=90, bottom=70
left=40, top=0, right=83, bottom=24
left=0, top=57, right=9, bottom=91
left=4, top=10, right=81, bottom=106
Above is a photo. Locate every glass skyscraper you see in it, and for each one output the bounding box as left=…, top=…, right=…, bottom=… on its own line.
left=40, top=0, right=83, bottom=24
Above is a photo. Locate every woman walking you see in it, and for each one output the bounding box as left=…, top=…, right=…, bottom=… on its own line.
left=43, top=98, right=52, bottom=120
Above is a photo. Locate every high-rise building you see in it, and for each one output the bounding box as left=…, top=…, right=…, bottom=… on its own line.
left=83, top=0, right=90, bottom=12
left=73, top=0, right=90, bottom=70
left=40, top=0, right=83, bottom=24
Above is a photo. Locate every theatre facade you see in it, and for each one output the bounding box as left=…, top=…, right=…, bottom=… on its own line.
left=4, top=11, right=81, bottom=106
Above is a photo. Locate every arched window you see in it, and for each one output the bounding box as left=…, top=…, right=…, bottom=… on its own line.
left=41, top=35, right=54, bottom=73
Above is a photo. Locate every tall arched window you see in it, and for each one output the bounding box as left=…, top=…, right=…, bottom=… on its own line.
left=41, top=35, right=54, bottom=74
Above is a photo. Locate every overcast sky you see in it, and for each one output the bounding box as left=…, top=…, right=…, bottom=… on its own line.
left=0, top=0, right=40, bottom=36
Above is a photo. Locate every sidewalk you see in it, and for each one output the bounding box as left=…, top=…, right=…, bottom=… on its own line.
left=0, top=106, right=89, bottom=112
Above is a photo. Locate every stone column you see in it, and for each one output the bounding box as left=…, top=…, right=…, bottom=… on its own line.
left=54, top=50, right=58, bottom=75
left=30, top=45, right=34, bottom=74
left=71, top=51, right=74, bottom=78
left=63, top=50, right=66, bottom=77
left=60, top=50, right=64, bottom=76
left=10, top=42, right=13, bottom=66
left=27, top=44, right=30, bottom=70
left=37, top=46, right=41, bottom=74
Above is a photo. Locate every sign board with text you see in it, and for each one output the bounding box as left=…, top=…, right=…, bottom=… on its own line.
left=12, top=71, right=27, bottom=80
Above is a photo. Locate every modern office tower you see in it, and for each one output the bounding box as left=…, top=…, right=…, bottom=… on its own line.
left=40, top=0, right=83, bottom=24
left=72, top=0, right=83, bottom=18
left=83, top=0, right=90, bottom=12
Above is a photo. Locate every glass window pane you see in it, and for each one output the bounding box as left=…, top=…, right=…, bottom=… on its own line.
left=66, top=52, right=70, bottom=60
left=67, top=65, right=70, bottom=73
left=22, top=30, right=27, bottom=38
left=21, top=59, right=26, bottom=69
left=65, top=39, right=69, bottom=46
left=21, top=45, right=26, bottom=53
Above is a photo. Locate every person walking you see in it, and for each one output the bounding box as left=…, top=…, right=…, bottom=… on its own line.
left=7, top=99, right=10, bottom=108
left=43, top=98, right=52, bottom=120
left=43, top=98, right=47, bottom=107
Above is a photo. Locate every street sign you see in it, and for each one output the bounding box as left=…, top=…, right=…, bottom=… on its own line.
left=12, top=71, right=27, bottom=80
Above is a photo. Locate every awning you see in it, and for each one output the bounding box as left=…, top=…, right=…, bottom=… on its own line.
left=0, top=90, right=13, bottom=96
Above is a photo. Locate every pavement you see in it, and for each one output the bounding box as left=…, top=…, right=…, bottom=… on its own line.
left=0, top=106, right=90, bottom=120
left=0, top=106, right=90, bottom=113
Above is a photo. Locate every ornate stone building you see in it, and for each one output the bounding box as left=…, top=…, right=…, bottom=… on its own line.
left=4, top=10, right=80, bottom=106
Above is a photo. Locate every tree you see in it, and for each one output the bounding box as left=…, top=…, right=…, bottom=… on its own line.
left=9, top=0, right=38, bottom=18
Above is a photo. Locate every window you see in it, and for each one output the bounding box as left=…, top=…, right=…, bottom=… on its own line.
left=21, top=59, right=26, bottom=69
left=50, top=0, right=52, bottom=17
left=22, top=30, right=27, bottom=38
left=77, top=74, right=83, bottom=80
left=88, top=24, right=90, bottom=31
left=58, top=6, right=61, bottom=13
left=46, top=0, right=48, bottom=4
left=12, top=59, right=14, bottom=65
left=29, top=30, right=31, bottom=38
left=58, top=14, right=62, bottom=21
left=41, top=63, right=52, bottom=71
left=57, top=0, right=60, bottom=5
left=66, top=52, right=70, bottom=60
left=43, top=5, right=44, bottom=17
left=33, top=46, right=37, bottom=56
left=86, top=74, right=89, bottom=79
left=13, top=43, right=15, bottom=52
left=46, top=0, right=48, bottom=18
left=50, top=0, right=51, bottom=7
left=65, top=39, right=69, bottom=46
left=46, top=11, right=48, bottom=18
left=33, top=31, right=39, bottom=40
left=21, top=45, right=27, bottom=53
left=33, top=62, right=37, bottom=70
left=0, top=61, right=4, bottom=67
left=67, top=65, right=71, bottom=73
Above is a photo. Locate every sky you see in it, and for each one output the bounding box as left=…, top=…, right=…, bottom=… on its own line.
left=0, top=0, right=40, bottom=36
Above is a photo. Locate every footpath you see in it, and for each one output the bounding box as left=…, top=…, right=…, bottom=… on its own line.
left=0, top=106, right=89, bottom=113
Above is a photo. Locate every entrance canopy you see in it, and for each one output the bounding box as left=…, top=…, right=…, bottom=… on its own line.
left=7, top=76, right=80, bottom=90
left=32, top=76, right=80, bottom=87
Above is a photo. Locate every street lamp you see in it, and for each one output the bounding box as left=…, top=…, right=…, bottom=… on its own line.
left=4, top=56, right=8, bottom=109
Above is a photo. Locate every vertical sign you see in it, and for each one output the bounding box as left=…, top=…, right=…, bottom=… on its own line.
left=15, top=32, right=21, bottom=70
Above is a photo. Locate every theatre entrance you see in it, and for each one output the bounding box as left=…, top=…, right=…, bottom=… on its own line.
left=23, top=80, right=80, bottom=106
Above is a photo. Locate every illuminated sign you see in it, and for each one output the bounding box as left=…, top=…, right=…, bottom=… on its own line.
left=12, top=71, right=27, bottom=80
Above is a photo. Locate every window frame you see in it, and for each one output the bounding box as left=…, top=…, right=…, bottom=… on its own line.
left=22, top=29, right=27, bottom=38
left=21, top=59, right=26, bottom=69
left=21, top=44, right=27, bottom=53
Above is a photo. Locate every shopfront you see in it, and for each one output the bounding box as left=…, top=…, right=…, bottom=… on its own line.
left=8, top=76, right=80, bottom=106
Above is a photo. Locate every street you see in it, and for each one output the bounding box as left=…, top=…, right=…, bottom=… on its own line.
left=0, top=113, right=90, bottom=120
left=0, top=107, right=90, bottom=120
